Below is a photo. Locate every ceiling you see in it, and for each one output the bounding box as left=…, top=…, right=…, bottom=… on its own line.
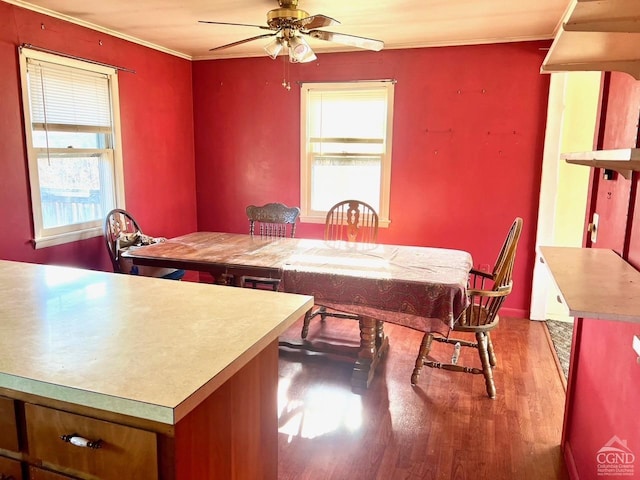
left=7, top=0, right=572, bottom=61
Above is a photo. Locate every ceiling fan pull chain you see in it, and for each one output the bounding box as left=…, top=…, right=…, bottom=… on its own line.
left=282, top=55, right=291, bottom=90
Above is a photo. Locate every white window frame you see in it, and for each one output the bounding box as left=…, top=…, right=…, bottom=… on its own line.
left=300, top=81, right=394, bottom=226
left=19, top=47, right=125, bottom=249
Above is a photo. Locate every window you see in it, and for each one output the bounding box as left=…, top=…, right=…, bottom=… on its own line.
left=19, top=47, right=125, bottom=249
left=300, top=81, right=394, bottom=225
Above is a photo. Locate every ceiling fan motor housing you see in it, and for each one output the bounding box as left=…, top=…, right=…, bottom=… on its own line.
left=267, top=4, right=310, bottom=29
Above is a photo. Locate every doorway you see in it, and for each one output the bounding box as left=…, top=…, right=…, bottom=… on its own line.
left=530, top=71, right=602, bottom=377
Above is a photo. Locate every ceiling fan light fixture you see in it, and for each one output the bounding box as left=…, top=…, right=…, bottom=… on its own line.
left=287, top=35, right=316, bottom=63
left=264, top=37, right=284, bottom=59
left=202, top=0, right=384, bottom=59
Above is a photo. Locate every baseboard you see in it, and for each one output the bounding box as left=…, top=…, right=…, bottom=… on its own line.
left=564, top=440, right=579, bottom=480
left=500, top=306, right=528, bottom=319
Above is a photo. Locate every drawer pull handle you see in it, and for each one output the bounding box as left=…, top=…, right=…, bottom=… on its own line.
left=61, top=433, right=103, bottom=449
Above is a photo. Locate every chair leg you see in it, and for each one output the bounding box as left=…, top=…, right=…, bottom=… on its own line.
left=486, top=332, right=497, bottom=367
left=301, top=309, right=314, bottom=339
left=411, top=333, right=434, bottom=385
left=375, top=320, right=385, bottom=349
left=476, top=331, right=496, bottom=399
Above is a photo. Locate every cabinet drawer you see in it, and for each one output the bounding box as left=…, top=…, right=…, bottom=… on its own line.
left=25, top=404, right=157, bottom=480
left=28, top=466, right=76, bottom=480
left=0, top=455, right=22, bottom=480
left=0, top=396, right=19, bottom=453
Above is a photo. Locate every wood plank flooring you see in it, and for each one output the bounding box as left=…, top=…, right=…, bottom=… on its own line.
left=277, top=317, right=568, bottom=480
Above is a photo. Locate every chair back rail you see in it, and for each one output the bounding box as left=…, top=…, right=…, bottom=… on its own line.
left=246, top=203, right=301, bottom=238
left=324, top=199, right=379, bottom=243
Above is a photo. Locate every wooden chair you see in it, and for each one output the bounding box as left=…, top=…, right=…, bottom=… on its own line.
left=324, top=199, right=379, bottom=243
left=246, top=202, right=301, bottom=238
left=410, top=217, right=523, bottom=398
left=302, top=199, right=380, bottom=337
left=104, top=209, right=185, bottom=280
left=240, top=203, right=301, bottom=291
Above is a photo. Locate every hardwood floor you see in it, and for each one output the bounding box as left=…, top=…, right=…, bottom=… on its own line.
left=277, top=317, right=569, bottom=480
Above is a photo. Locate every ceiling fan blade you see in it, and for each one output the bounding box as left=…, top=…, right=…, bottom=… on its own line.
left=199, top=20, right=272, bottom=31
left=209, top=33, right=277, bottom=52
left=307, top=30, right=384, bottom=52
left=296, top=14, right=340, bottom=30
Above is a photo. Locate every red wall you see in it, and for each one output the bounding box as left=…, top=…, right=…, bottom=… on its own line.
left=0, top=3, right=198, bottom=271
left=562, top=72, right=640, bottom=479
left=192, top=42, right=551, bottom=317
left=0, top=2, right=551, bottom=317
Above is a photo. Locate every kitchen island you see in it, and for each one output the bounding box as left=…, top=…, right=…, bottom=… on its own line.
left=0, top=260, right=313, bottom=479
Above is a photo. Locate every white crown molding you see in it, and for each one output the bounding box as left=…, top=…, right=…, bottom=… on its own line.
left=4, top=0, right=192, bottom=60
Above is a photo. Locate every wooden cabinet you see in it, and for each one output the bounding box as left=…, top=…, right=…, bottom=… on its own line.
left=0, top=456, right=22, bottom=480
left=0, top=337, right=281, bottom=479
left=1, top=394, right=157, bottom=479
left=0, top=396, right=21, bottom=480
left=0, top=397, right=19, bottom=453
left=25, top=404, right=157, bottom=480
left=28, top=467, right=76, bottom=480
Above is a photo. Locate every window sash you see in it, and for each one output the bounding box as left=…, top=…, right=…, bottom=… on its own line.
left=19, top=47, right=125, bottom=248
left=300, top=81, right=394, bottom=225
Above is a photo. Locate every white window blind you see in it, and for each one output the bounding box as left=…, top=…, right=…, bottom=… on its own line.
left=27, top=59, right=113, bottom=131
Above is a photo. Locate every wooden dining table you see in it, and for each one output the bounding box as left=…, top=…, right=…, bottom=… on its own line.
left=123, top=232, right=473, bottom=389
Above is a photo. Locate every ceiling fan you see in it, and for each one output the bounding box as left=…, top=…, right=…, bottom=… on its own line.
left=199, top=0, right=384, bottom=63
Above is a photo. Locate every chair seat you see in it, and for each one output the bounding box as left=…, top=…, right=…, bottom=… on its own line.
left=161, top=269, right=186, bottom=280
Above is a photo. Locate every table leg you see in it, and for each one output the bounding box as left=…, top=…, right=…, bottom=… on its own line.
left=351, top=316, right=389, bottom=389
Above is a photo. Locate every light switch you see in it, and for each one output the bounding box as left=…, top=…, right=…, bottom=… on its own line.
left=634, top=335, right=640, bottom=358
left=589, top=213, right=599, bottom=243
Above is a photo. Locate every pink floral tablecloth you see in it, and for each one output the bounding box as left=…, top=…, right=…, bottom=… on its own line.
left=280, top=240, right=472, bottom=336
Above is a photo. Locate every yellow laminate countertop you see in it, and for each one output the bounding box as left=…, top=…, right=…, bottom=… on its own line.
left=0, top=260, right=313, bottom=425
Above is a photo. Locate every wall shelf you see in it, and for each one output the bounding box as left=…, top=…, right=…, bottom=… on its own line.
left=541, top=0, right=640, bottom=79
left=539, top=246, right=640, bottom=323
left=561, top=148, right=640, bottom=179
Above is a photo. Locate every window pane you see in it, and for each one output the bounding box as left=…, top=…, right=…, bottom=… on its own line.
left=38, top=153, right=114, bottom=228
left=308, top=89, right=387, bottom=139
left=310, top=156, right=381, bottom=211
left=32, top=130, right=109, bottom=149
